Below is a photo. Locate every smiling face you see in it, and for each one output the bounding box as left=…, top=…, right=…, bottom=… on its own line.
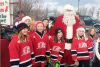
left=77, top=30, right=85, bottom=36
left=43, top=20, right=48, bottom=30
left=57, top=31, right=63, bottom=40
left=90, top=28, right=96, bottom=35
left=36, top=23, right=44, bottom=33
left=21, top=28, right=29, bottom=35
left=43, top=20, right=48, bottom=27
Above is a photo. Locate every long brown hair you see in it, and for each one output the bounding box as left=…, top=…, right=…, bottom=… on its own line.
left=88, top=27, right=97, bottom=38
left=18, top=31, right=28, bottom=43
left=54, top=28, right=64, bottom=43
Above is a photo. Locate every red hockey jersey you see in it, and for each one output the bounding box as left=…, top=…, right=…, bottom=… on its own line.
left=50, top=37, right=65, bottom=62
left=9, top=35, right=34, bottom=67
left=30, top=32, right=50, bottom=64
left=71, top=37, right=93, bottom=61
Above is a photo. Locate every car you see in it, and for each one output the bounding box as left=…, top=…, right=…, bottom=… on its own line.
left=0, top=24, right=16, bottom=41
left=80, top=16, right=100, bottom=33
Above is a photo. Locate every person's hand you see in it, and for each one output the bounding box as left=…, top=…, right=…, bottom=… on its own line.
left=74, top=60, right=79, bottom=66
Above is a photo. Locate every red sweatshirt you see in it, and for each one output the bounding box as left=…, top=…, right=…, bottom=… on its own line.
left=50, top=37, right=65, bottom=62
left=71, top=37, right=93, bottom=61
left=9, top=35, right=34, bottom=67
left=29, top=31, right=50, bottom=64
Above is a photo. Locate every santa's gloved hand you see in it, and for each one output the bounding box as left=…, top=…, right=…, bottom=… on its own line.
left=65, top=43, right=71, bottom=50
left=74, top=60, right=79, bottom=66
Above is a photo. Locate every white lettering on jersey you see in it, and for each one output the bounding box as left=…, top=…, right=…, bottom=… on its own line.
left=37, top=42, right=46, bottom=49
left=22, top=46, right=31, bottom=56
left=79, top=42, right=87, bottom=48
left=52, top=46, right=61, bottom=52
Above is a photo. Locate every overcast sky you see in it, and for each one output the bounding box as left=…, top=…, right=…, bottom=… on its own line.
left=44, top=0, right=100, bottom=11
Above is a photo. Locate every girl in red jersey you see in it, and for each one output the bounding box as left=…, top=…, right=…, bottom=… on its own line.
left=71, top=26, right=93, bottom=67
left=9, top=23, right=34, bottom=67
left=30, top=21, right=50, bottom=67
left=49, top=28, right=65, bottom=67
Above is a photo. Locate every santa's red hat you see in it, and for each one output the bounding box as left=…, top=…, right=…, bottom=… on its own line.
left=76, top=26, right=85, bottom=32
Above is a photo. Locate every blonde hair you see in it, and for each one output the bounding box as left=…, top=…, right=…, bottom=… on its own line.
left=76, top=31, right=88, bottom=40
left=29, top=20, right=34, bottom=31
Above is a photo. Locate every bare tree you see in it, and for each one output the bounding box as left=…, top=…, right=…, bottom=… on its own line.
left=88, top=7, right=95, bottom=16
left=13, top=0, right=45, bottom=21
left=79, top=7, right=88, bottom=16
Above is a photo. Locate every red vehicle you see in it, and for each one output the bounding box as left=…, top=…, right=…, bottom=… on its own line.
left=0, top=24, right=15, bottom=67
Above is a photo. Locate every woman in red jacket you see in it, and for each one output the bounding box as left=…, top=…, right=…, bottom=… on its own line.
left=49, top=28, right=65, bottom=67
left=9, top=23, right=34, bottom=67
left=71, top=26, right=93, bottom=67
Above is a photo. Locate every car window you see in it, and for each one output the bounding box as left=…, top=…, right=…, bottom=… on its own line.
left=83, top=17, right=91, bottom=20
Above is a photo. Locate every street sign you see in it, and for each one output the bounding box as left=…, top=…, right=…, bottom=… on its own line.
left=0, top=0, right=10, bottom=25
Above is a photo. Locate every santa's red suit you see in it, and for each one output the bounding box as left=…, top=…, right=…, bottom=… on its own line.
left=49, top=5, right=80, bottom=65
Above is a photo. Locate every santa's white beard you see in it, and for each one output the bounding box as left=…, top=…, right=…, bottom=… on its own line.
left=63, top=13, right=76, bottom=26
left=63, top=12, right=76, bottom=39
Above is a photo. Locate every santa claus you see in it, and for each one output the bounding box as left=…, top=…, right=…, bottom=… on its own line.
left=49, top=4, right=80, bottom=67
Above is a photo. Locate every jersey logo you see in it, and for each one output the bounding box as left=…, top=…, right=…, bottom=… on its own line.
left=78, top=42, right=87, bottom=48
left=37, top=42, right=46, bottom=49
left=22, top=46, right=31, bottom=56
left=52, top=46, right=61, bottom=52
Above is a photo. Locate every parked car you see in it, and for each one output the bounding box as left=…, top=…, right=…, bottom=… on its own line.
left=0, top=24, right=16, bottom=41
left=80, top=16, right=100, bottom=33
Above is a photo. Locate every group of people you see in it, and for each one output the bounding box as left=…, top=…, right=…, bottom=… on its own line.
left=8, top=4, right=100, bottom=67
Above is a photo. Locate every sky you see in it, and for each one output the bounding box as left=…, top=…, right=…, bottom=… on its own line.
left=44, top=0, right=100, bottom=12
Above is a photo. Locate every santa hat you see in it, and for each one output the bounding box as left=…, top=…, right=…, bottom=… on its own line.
left=76, top=26, right=85, bottom=32
left=63, top=4, right=74, bottom=11
left=21, top=16, right=32, bottom=22
left=76, top=26, right=87, bottom=40
left=16, top=23, right=29, bottom=33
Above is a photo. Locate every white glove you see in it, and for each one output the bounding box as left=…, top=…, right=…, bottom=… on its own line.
left=65, top=43, right=71, bottom=50
left=74, top=61, right=79, bottom=66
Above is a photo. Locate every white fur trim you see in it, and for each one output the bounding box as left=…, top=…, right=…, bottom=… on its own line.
left=95, top=39, right=100, bottom=61
left=15, top=21, right=22, bottom=26
left=22, top=16, right=32, bottom=22
left=65, top=43, right=71, bottom=50
left=76, top=28, right=85, bottom=32
left=66, top=26, right=73, bottom=39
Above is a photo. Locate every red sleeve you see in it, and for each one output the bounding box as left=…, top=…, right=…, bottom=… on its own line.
left=9, top=38, right=20, bottom=67
left=87, top=38, right=94, bottom=59
left=46, top=35, right=51, bottom=59
left=28, top=32, right=35, bottom=65
left=58, top=43, right=65, bottom=61
left=71, top=38, right=78, bottom=61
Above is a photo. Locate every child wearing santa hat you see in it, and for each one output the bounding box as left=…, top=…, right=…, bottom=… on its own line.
left=71, top=26, right=93, bottom=67
left=29, top=21, right=50, bottom=67
left=49, top=28, right=65, bottom=67
left=9, top=23, right=34, bottom=67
